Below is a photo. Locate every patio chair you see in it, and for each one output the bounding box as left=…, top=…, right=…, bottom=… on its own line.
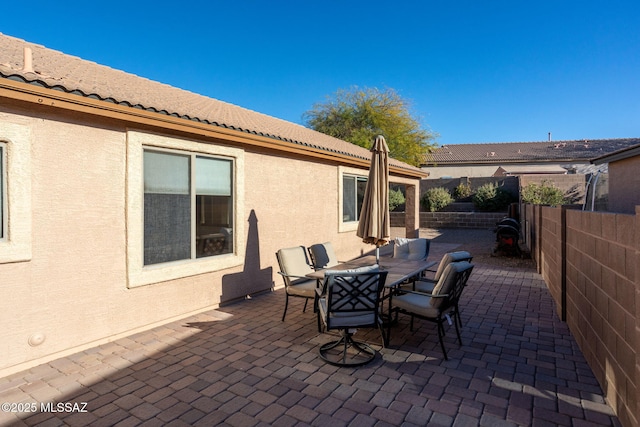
left=308, top=242, right=339, bottom=270
left=392, top=237, right=430, bottom=261
left=410, top=251, right=473, bottom=292
left=316, top=267, right=388, bottom=366
left=388, top=261, right=474, bottom=360
left=276, top=246, right=317, bottom=322
left=408, top=251, right=473, bottom=328
left=392, top=237, right=431, bottom=287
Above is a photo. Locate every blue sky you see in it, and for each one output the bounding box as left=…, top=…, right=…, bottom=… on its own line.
left=2, top=1, right=639, bottom=145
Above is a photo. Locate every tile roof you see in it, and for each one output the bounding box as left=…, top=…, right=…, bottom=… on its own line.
left=424, top=138, right=640, bottom=165
left=592, top=142, right=640, bottom=164
left=0, top=33, right=421, bottom=174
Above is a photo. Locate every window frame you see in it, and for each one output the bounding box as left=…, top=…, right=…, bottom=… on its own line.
left=142, top=147, right=235, bottom=265
left=127, top=131, right=244, bottom=288
left=338, top=166, right=368, bottom=233
left=0, top=122, right=32, bottom=263
left=0, top=143, right=5, bottom=241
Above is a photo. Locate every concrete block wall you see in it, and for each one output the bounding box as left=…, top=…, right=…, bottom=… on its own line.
left=390, top=212, right=506, bottom=229
left=522, top=204, right=639, bottom=427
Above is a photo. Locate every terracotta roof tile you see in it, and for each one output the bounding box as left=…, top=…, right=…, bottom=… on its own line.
left=0, top=33, right=420, bottom=172
left=424, top=139, right=640, bottom=165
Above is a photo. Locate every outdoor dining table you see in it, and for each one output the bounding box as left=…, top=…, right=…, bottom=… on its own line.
left=307, top=255, right=438, bottom=327
left=306, top=255, right=437, bottom=290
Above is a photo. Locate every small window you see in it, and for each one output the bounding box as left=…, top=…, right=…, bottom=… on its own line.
left=143, top=149, right=234, bottom=266
left=0, top=144, right=4, bottom=239
left=342, top=175, right=367, bottom=222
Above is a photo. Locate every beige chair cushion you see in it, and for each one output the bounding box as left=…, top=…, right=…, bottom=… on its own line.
left=309, top=242, right=339, bottom=269
left=392, top=292, right=439, bottom=318
left=433, top=251, right=472, bottom=281
left=430, top=261, right=472, bottom=308
left=287, top=279, right=317, bottom=298
left=325, top=264, right=379, bottom=275
left=393, top=238, right=429, bottom=261
left=277, top=246, right=315, bottom=287
left=318, top=299, right=377, bottom=327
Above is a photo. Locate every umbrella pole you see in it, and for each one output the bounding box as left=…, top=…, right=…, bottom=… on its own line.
left=376, top=247, right=379, bottom=265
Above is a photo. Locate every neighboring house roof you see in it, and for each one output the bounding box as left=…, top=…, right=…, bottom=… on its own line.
left=0, top=33, right=425, bottom=177
left=592, top=142, right=640, bottom=165
left=494, top=165, right=568, bottom=176
left=423, top=138, right=640, bottom=166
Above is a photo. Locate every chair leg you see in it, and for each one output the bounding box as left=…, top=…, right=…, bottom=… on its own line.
left=303, top=298, right=308, bottom=313
left=437, top=320, right=449, bottom=360
left=453, top=313, right=463, bottom=345
left=379, top=322, right=387, bottom=347
left=281, top=294, right=289, bottom=322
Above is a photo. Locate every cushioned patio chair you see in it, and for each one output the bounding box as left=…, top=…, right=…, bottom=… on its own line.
left=408, top=251, right=473, bottom=327
left=411, top=251, right=473, bottom=292
left=388, top=261, right=474, bottom=360
left=392, top=237, right=430, bottom=261
left=308, top=242, right=339, bottom=270
left=316, top=267, right=388, bottom=366
left=276, top=246, right=317, bottom=322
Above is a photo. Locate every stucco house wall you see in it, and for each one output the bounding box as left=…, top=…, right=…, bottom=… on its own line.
left=0, top=103, right=419, bottom=376
left=0, top=35, right=425, bottom=376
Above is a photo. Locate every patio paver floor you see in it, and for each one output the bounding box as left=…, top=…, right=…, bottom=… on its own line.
left=0, top=234, right=621, bottom=426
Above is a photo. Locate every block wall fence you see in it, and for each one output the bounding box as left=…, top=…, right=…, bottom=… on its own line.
left=390, top=211, right=505, bottom=229
left=521, top=204, right=640, bottom=427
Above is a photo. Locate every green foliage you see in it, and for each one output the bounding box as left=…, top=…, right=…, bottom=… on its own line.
left=389, top=188, right=405, bottom=211
left=472, top=183, right=516, bottom=212
left=303, top=86, right=438, bottom=166
left=453, top=183, right=472, bottom=200
left=521, top=180, right=566, bottom=206
left=421, top=187, right=453, bottom=212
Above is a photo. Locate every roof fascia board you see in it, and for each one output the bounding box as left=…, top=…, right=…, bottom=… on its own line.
left=0, top=78, right=427, bottom=179
left=591, top=146, right=640, bottom=165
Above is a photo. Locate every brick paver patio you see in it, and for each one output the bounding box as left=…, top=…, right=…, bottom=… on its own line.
left=0, top=235, right=621, bottom=426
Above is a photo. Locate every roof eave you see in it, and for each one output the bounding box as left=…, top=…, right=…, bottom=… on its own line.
left=422, top=158, right=589, bottom=167
left=0, top=77, right=427, bottom=179
left=591, top=145, right=640, bottom=165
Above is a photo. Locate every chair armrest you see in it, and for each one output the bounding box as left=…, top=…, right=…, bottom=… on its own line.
left=277, top=271, right=310, bottom=280
left=396, top=289, right=449, bottom=299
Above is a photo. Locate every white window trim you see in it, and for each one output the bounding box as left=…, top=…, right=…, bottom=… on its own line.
left=338, top=166, right=368, bottom=233
left=0, top=122, right=32, bottom=263
left=126, top=130, right=245, bottom=288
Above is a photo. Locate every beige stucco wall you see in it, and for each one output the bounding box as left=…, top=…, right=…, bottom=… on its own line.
left=0, top=105, right=418, bottom=375
left=608, top=156, right=640, bottom=214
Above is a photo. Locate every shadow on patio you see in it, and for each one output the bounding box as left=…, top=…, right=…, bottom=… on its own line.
left=0, top=230, right=620, bottom=426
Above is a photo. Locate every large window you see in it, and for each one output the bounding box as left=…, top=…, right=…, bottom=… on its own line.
left=144, top=149, right=233, bottom=266
left=342, top=174, right=367, bottom=222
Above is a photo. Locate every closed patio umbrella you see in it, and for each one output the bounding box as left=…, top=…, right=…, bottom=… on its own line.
left=356, top=135, right=391, bottom=263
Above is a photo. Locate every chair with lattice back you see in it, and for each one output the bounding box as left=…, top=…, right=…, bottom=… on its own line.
left=316, top=267, right=388, bottom=366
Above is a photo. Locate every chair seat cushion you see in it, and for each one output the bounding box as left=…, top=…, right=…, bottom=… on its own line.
left=286, top=279, right=317, bottom=297
left=392, top=293, right=440, bottom=318
left=318, top=298, right=379, bottom=328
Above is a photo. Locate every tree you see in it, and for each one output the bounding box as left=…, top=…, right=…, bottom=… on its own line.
left=303, top=86, right=437, bottom=166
